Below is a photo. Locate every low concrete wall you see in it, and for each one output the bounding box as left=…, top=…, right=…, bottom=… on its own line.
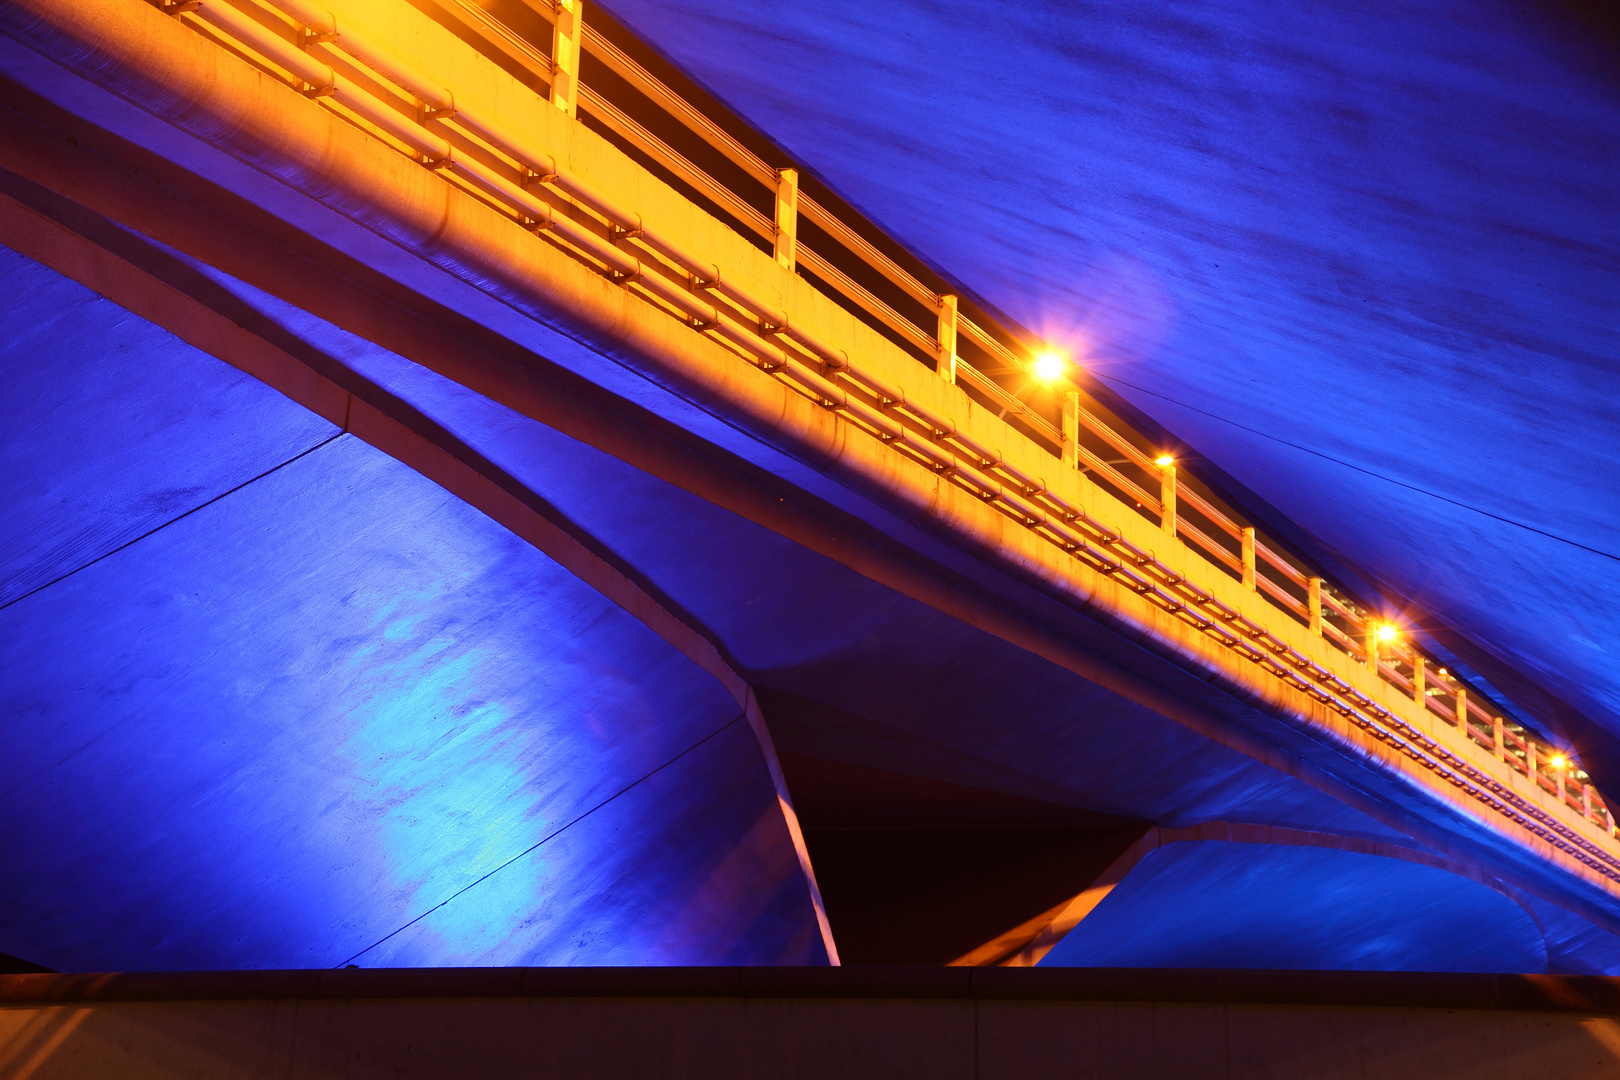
left=5, top=968, right=1620, bottom=1079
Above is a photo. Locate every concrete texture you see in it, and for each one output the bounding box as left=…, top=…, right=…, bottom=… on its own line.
left=0, top=248, right=335, bottom=605
left=0, top=250, right=826, bottom=970
left=1, top=226, right=1613, bottom=970
left=2, top=0, right=1617, bottom=978
left=1041, top=840, right=1546, bottom=971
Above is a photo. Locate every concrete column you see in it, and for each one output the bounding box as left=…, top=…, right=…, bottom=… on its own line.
left=1456, top=685, right=1468, bottom=735
left=1364, top=617, right=1378, bottom=674
left=936, top=295, right=958, bottom=384
left=1493, top=716, right=1505, bottom=761
left=550, top=0, right=582, bottom=118
left=1161, top=464, right=1177, bottom=537
left=773, top=168, right=798, bottom=271
left=1241, top=526, right=1256, bottom=589
left=1413, top=654, right=1426, bottom=703
left=1061, top=391, right=1079, bottom=470
left=1307, top=577, right=1323, bottom=635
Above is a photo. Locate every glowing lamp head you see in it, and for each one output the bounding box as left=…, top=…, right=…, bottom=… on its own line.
left=1550, top=754, right=1570, bottom=770
left=1154, top=455, right=1175, bottom=467
left=1032, top=350, right=1067, bottom=382
left=1376, top=623, right=1398, bottom=643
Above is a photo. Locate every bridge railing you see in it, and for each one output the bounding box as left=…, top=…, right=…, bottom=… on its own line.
left=420, top=0, right=1616, bottom=838
left=151, top=0, right=1612, bottom=844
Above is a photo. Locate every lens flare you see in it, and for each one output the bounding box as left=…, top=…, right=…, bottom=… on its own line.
left=1376, top=623, right=1398, bottom=643
left=1032, top=350, right=1067, bottom=381
left=1154, top=455, right=1175, bottom=467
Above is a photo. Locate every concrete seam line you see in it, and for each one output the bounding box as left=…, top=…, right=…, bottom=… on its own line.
left=0, top=431, right=344, bottom=614
left=337, top=714, right=749, bottom=968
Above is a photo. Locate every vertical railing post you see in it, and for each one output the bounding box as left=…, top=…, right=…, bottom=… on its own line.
left=1160, top=464, right=1177, bottom=538
left=1527, top=737, right=1538, bottom=784
left=1455, top=684, right=1468, bottom=736
left=1061, top=391, right=1080, bottom=470
left=1413, top=654, right=1426, bottom=704
left=1557, top=760, right=1568, bottom=804
left=1364, top=615, right=1378, bottom=674
left=773, top=168, right=798, bottom=271
left=936, top=294, right=958, bottom=385
left=550, top=0, right=582, bottom=118
left=1585, top=782, right=1594, bottom=823
left=1493, top=716, right=1505, bottom=761
left=1307, top=577, right=1323, bottom=636
left=1240, top=527, right=1256, bottom=589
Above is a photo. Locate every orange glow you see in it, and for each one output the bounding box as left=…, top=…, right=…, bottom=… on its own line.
left=1032, top=350, right=1067, bottom=381
left=1550, top=754, right=1570, bottom=770
left=1154, top=454, right=1175, bottom=467
left=1376, top=623, right=1398, bottom=643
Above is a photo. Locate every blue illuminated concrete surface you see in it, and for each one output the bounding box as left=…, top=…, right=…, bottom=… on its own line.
left=0, top=247, right=335, bottom=605
left=185, top=254, right=1413, bottom=843
left=595, top=0, right=1620, bottom=755
left=1040, top=841, right=1546, bottom=972
left=5, top=225, right=1620, bottom=971
left=0, top=249, right=826, bottom=970
left=1, top=0, right=1617, bottom=974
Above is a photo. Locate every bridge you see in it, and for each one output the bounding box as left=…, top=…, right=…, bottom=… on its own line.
left=1, top=0, right=1618, bottom=1036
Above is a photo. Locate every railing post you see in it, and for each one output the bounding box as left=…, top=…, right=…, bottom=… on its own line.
left=1160, top=464, right=1177, bottom=538
left=773, top=168, right=798, bottom=272
left=1061, top=391, right=1080, bottom=470
left=112, top=0, right=1613, bottom=851
left=550, top=0, right=582, bottom=118
left=936, top=294, right=958, bottom=384
left=1527, top=737, right=1537, bottom=782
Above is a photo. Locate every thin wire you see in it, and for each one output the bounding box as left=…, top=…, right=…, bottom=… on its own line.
left=1096, top=373, right=1620, bottom=564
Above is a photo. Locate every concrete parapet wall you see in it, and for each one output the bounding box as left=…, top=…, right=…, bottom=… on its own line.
left=6, top=968, right=1620, bottom=1078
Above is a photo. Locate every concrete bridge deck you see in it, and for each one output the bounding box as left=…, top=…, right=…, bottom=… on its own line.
left=0, top=0, right=1616, bottom=980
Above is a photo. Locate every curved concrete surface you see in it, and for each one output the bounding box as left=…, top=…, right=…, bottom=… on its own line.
left=0, top=249, right=826, bottom=970
left=1041, top=841, right=1547, bottom=972
left=3, top=221, right=1617, bottom=970
left=2, top=0, right=1617, bottom=976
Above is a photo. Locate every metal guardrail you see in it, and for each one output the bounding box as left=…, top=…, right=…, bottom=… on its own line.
left=151, top=0, right=1617, bottom=866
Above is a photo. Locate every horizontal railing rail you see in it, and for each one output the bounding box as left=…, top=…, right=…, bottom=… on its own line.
left=148, top=0, right=1616, bottom=869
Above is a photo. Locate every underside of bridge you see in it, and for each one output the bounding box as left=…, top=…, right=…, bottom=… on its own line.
left=1, top=0, right=1617, bottom=998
